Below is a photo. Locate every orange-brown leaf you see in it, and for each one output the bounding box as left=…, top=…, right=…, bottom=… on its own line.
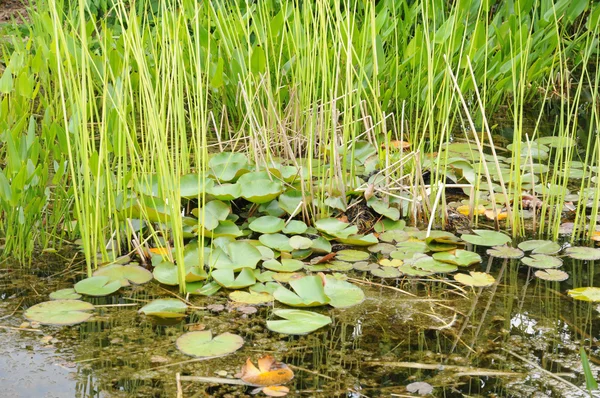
left=149, top=247, right=170, bottom=256
left=240, top=355, right=294, bottom=387
left=315, top=252, right=337, bottom=264
left=263, top=386, right=290, bottom=397
left=484, top=210, right=508, bottom=221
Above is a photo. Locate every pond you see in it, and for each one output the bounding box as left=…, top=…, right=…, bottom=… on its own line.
left=1, top=245, right=599, bottom=398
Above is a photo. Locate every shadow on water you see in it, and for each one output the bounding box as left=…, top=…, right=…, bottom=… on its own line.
left=1, top=248, right=599, bottom=397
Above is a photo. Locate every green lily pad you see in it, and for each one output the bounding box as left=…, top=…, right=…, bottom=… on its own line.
left=568, top=287, right=600, bottom=302
left=379, top=230, right=409, bottom=243
left=206, top=182, right=242, bottom=201
left=187, top=281, right=222, bottom=296
left=24, top=300, right=95, bottom=326
left=208, top=152, right=249, bottom=182
left=254, top=269, right=276, bottom=283
left=517, top=240, right=561, bottom=255
left=227, top=241, right=262, bottom=270
left=249, top=216, right=285, bottom=234
left=239, top=174, right=283, bottom=204
left=311, top=237, right=332, bottom=253
left=267, top=309, right=332, bottom=335
left=255, top=245, right=276, bottom=261
left=368, top=198, right=400, bottom=220
left=278, top=190, right=303, bottom=215
left=397, top=264, right=433, bottom=276
left=414, top=257, right=458, bottom=273
left=353, top=262, right=379, bottom=271
left=212, top=268, right=256, bottom=289
left=486, top=245, right=524, bottom=259
left=454, top=272, right=495, bottom=287
left=565, top=247, right=600, bottom=261
left=323, top=276, right=365, bottom=308
left=192, top=200, right=230, bottom=231
left=93, top=263, right=153, bottom=286
left=176, top=330, right=244, bottom=357
left=326, top=260, right=353, bottom=271
left=315, top=218, right=357, bottom=239
left=336, top=249, right=370, bottom=262
left=535, top=269, right=569, bottom=281
left=211, top=220, right=243, bottom=238
left=374, top=219, right=406, bottom=233
left=273, top=275, right=330, bottom=307
left=461, top=230, right=511, bottom=247
left=229, top=291, right=274, bottom=304
left=153, top=262, right=179, bottom=285
left=337, top=234, right=378, bottom=246
left=74, top=276, right=121, bottom=297
left=379, top=258, right=403, bottom=267
left=139, top=299, right=187, bottom=319
left=282, top=220, right=308, bottom=235
left=289, top=236, right=312, bottom=250
left=262, top=258, right=304, bottom=273
left=368, top=243, right=396, bottom=254
left=259, top=233, right=293, bottom=252
left=249, top=282, right=280, bottom=295
left=521, top=254, right=563, bottom=269
left=292, top=249, right=313, bottom=260
left=272, top=272, right=305, bottom=283
left=432, top=250, right=481, bottom=266
left=179, top=174, right=214, bottom=198
left=49, top=288, right=82, bottom=300
left=371, top=266, right=401, bottom=278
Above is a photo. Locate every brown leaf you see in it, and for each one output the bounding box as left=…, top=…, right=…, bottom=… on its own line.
left=240, top=355, right=294, bottom=387
left=313, top=252, right=337, bottom=264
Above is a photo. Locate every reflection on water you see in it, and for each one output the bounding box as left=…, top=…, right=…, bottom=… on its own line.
left=1, top=253, right=599, bottom=397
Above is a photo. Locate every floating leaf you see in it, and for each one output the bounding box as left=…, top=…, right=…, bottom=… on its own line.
left=74, top=276, right=121, bottom=297
left=239, top=174, right=283, bottom=204
left=461, top=230, right=511, bottom=246
left=289, top=236, right=312, bottom=250
left=249, top=216, right=285, bottom=234
left=212, top=268, right=257, bottom=289
left=249, top=282, right=280, bottom=295
left=315, top=218, right=357, bottom=239
left=206, top=183, right=241, bottom=200
left=24, top=300, right=94, bottom=326
left=568, top=287, right=600, bottom=302
left=353, top=262, right=379, bottom=271
left=273, top=275, right=330, bottom=307
left=432, top=250, right=481, bottom=266
left=262, top=386, right=290, bottom=397
left=179, top=173, right=214, bottom=198
left=227, top=241, right=262, bottom=270
left=310, top=237, right=332, bottom=253
left=240, top=355, right=294, bottom=387
left=397, top=264, right=433, bottom=276
left=176, top=330, right=244, bottom=357
left=259, top=233, right=293, bottom=252
left=282, top=220, right=307, bottom=235
left=49, top=288, right=81, bottom=300
left=486, top=245, right=524, bottom=259
left=187, top=281, right=222, bottom=296
left=379, top=258, right=403, bottom=267
left=153, top=262, right=179, bottom=285
left=371, top=267, right=401, bottom=278
left=278, top=190, right=303, bottom=216
left=208, top=152, right=249, bottom=182
left=368, top=198, right=400, bottom=220
left=518, top=240, right=561, bottom=255
left=266, top=309, right=332, bottom=335
left=368, top=243, right=396, bottom=254
left=139, top=299, right=187, bottom=320
left=336, top=249, right=369, bottom=262
left=229, top=291, right=274, bottom=305
left=565, top=247, right=600, bottom=261
left=337, top=234, right=379, bottom=246
left=454, top=272, right=495, bottom=287
left=93, top=263, right=153, bottom=286
left=535, top=269, right=569, bottom=281
left=414, top=257, right=458, bottom=273
left=192, top=200, right=231, bottom=231
left=521, top=254, right=563, bottom=269
left=323, top=276, right=365, bottom=308
left=263, top=259, right=304, bottom=273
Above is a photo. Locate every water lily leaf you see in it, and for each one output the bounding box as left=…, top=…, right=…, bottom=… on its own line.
left=240, top=355, right=294, bottom=387
left=565, top=247, right=600, bottom=261
left=311, top=237, right=332, bottom=253
left=139, top=299, right=187, bottom=319
left=521, top=254, right=563, bottom=269
left=535, top=136, right=576, bottom=149
left=272, top=272, right=305, bottom=283
left=323, top=276, right=365, bottom=308
left=368, top=243, right=396, bottom=254
left=249, top=216, right=285, bottom=234
left=517, top=240, right=561, bottom=254
left=229, top=291, right=274, bottom=304
left=254, top=269, right=276, bottom=283
left=179, top=174, right=215, bottom=198
left=249, top=282, right=280, bottom=295
left=259, top=233, right=293, bottom=252
left=227, top=241, right=262, bottom=270
left=414, top=257, right=458, bottom=273
left=292, top=249, right=312, bottom=260
left=206, top=183, right=242, bottom=200
left=24, top=300, right=94, bottom=326
left=93, top=263, right=153, bottom=286
left=209, top=152, right=249, bottom=182
left=278, top=190, right=303, bottom=215
left=273, top=275, right=330, bottom=307
left=315, top=218, right=357, bottom=239
left=535, top=269, right=569, bottom=281
left=263, top=259, right=304, bottom=273
left=568, top=287, right=600, bottom=302
left=379, top=258, right=403, bottom=267
left=379, top=230, right=409, bottom=243
left=282, top=220, right=308, bottom=235
left=353, top=262, right=379, bottom=271
left=187, top=281, right=221, bottom=296
left=192, top=200, right=230, bottom=231
left=266, top=309, right=332, bottom=335
left=326, top=260, right=353, bottom=271
left=239, top=175, right=283, bottom=204
left=212, top=268, right=256, bottom=289
left=153, top=262, right=179, bottom=285
left=374, top=219, right=406, bottom=233
left=289, top=236, right=312, bottom=250
left=432, top=250, right=481, bottom=266
left=176, top=330, right=244, bottom=357
left=371, top=266, right=401, bottom=278
left=49, top=288, right=81, bottom=300
left=461, top=230, right=511, bottom=246
left=211, top=220, right=242, bottom=238
left=397, top=264, right=433, bottom=276
left=406, top=381, right=434, bottom=395
left=454, top=272, right=495, bottom=287
left=74, top=276, right=121, bottom=297
left=119, top=194, right=171, bottom=223
left=486, top=245, right=524, bottom=259
left=255, top=245, right=276, bottom=261
left=368, top=198, right=400, bottom=220
left=337, top=234, right=379, bottom=246
left=336, top=249, right=369, bottom=262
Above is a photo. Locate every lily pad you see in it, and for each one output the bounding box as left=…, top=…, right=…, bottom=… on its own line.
left=227, top=241, right=262, bottom=270
left=229, top=290, right=274, bottom=304
left=368, top=243, right=396, bottom=254
left=368, top=198, right=400, bottom=220
left=311, top=237, right=332, bottom=253
left=24, top=300, right=95, bottom=326
left=353, top=262, right=379, bottom=271
left=565, top=247, right=600, bottom=261
left=432, top=250, right=481, bottom=266
left=371, top=267, right=401, bottom=278
left=568, top=287, right=600, bottom=302
left=454, top=272, right=495, bottom=287
left=379, top=258, right=403, bottom=267
left=187, top=281, right=222, bottom=296
left=289, top=236, right=312, bottom=250
left=315, top=218, right=357, bottom=239
left=337, top=234, right=379, bottom=246
left=212, top=268, right=257, bottom=289
left=249, top=282, right=280, bottom=295
left=208, top=152, right=249, bottom=182
left=518, top=240, right=561, bottom=255
left=74, top=276, right=121, bottom=297
left=153, top=262, right=179, bottom=285
left=93, top=263, right=153, bottom=286
left=278, top=190, right=303, bottom=215
left=521, top=254, right=563, bottom=269
left=336, top=249, right=370, bottom=262
left=282, top=220, right=308, bottom=235
left=486, top=245, right=524, bottom=259
left=206, top=183, right=242, bottom=200
left=273, top=275, right=330, bottom=307
left=262, top=259, right=304, bottom=273
left=535, top=269, right=569, bottom=281
left=176, top=330, right=244, bottom=357
left=139, top=299, right=187, bottom=319
left=239, top=174, right=283, bottom=204
left=323, top=276, right=365, bottom=308
left=461, top=230, right=511, bottom=247
left=397, top=264, right=433, bottom=276
left=259, top=233, right=293, bottom=253
left=414, top=257, right=458, bottom=273
left=266, top=309, right=332, bottom=335
left=249, top=216, right=285, bottom=234
left=49, top=288, right=82, bottom=300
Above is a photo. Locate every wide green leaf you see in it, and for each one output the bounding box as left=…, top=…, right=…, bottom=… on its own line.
left=139, top=299, right=187, bottom=319
left=432, top=250, right=481, bottom=266
left=266, top=309, right=332, bottom=335
left=517, top=240, right=561, bottom=255
left=93, top=263, right=153, bottom=286
left=208, top=152, right=249, bottom=182
left=229, top=291, right=274, bottom=304
left=273, top=275, right=330, bottom=307
left=249, top=216, right=285, bottom=234
left=263, top=259, right=304, bottom=273
left=568, top=287, right=600, bottom=302
left=49, top=288, right=82, bottom=300
left=461, top=230, right=511, bottom=246
left=212, top=268, right=256, bottom=289
left=486, top=245, right=524, bottom=259
left=74, top=276, right=121, bottom=297
left=323, top=276, right=365, bottom=308
left=24, top=300, right=94, bottom=326
left=259, top=233, right=293, bottom=252
left=521, top=254, right=563, bottom=269
left=565, top=247, right=600, bottom=261
left=176, top=331, right=244, bottom=357
left=535, top=269, right=569, bottom=281
left=454, top=272, right=495, bottom=287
